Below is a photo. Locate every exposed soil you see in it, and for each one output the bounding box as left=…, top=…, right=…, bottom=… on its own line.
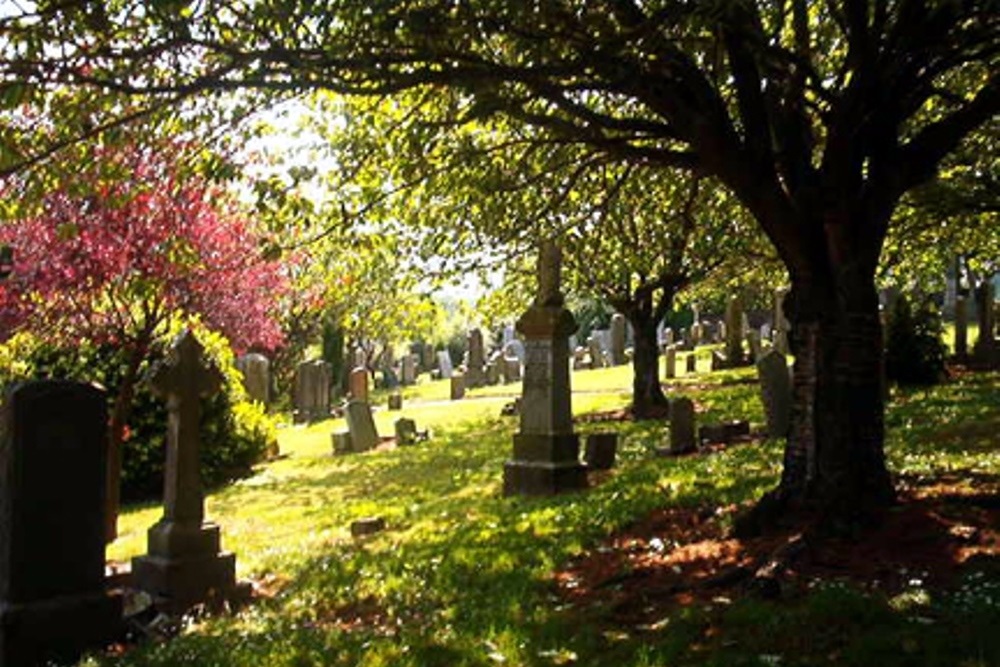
left=552, top=478, right=1000, bottom=626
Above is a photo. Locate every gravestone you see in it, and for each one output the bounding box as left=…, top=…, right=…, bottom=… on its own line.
left=421, top=344, right=436, bottom=372
left=584, top=433, right=618, bottom=470
left=773, top=288, right=790, bottom=355
left=724, top=295, right=746, bottom=366
left=954, top=295, right=968, bottom=359
left=503, top=241, right=587, bottom=496
left=669, top=397, right=696, bottom=454
left=572, top=346, right=590, bottom=370
left=486, top=351, right=503, bottom=384
left=609, top=313, right=627, bottom=365
left=664, top=344, right=677, bottom=379
left=395, top=418, right=418, bottom=446
left=691, top=321, right=703, bottom=347
left=587, top=333, right=606, bottom=369
left=0, top=381, right=123, bottom=666
left=465, top=328, right=486, bottom=388
left=450, top=373, right=466, bottom=400
left=388, top=392, right=403, bottom=411
left=685, top=352, right=697, bottom=375
left=132, top=330, right=238, bottom=613
left=293, top=359, right=332, bottom=423
left=345, top=400, right=379, bottom=452
left=502, top=355, right=522, bottom=383
left=400, top=354, right=417, bottom=385
left=235, top=353, right=270, bottom=406
left=349, top=366, right=369, bottom=402
left=437, top=350, right=454, bottom=379
left=331, top=431, right=352, bottom=455
left=757, top=350, right=792, bottom=438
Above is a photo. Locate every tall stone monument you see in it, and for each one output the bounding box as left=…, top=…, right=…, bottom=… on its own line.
left=609, top=313, right=627, bottom=366
left=0, top=381, right=123, bottom=665
left=503, top=241, right=587, bottom=496
left=132, top=330, right=238, bottom=613
left=465, top=328, right=486, bottom=388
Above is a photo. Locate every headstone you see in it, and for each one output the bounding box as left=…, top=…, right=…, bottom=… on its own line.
left=235, top=353, right=270, bottom=406
left=699, top=420, right=751, bottom=445
left=400, top=354, right=417, bottom=385
left=584, top=433, right=618, bottom=470
left=395, top=418, right=417, bottom=446
left=293, top=359, right=332, bottom=423
left=664, top=344, right=677, bottom=379
left=954, top=294, right=968, bottom=359
left=437, top=350, right=454, bottom=379
left=610, top=313, right=627, bottom=365
left=669, top=397, right=696, bottom=454
left=421, top=344, right=436, bottom=372
left=486, top=351, right=503, bottom=384
left=757, top=350, right=792, bottom=438
left=331, top=431, right=352, bottom=454
left=685, top=352, right=697, bottom=375
left=690, top=321, right=703, bottom=347
left=388, top=392, right=403, bottom=411
left=587, top=333, right=606, bottom=369
left=502, top=355, right=522, bottom=383
left=503, top=240, right=587, bottom=496
left=572, top=346, right=590, bottom=370
left=710, top=349, right=726, bottom=371
left=350, top=517, right=386, bottom=537
left=502, top=323, right=516, bottom=345
left=132, top=330, right=238, bottom=613
left=0, top=381, right=123, bottom=666
left=380, top=366, right=400, bottom=390
left=349, top=366, right=369, bottom=402
left=450, top=373, right=466, bottom=400
left=725, top=295, right=745, bottom=365
left=465, top=328, right=487, bottom=388
left=345, top=399, right=379, bottom=452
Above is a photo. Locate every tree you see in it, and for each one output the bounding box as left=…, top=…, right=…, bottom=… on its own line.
left=0, top=143, right=287, bottom=539
left=3, top=1, right=999, bottom=526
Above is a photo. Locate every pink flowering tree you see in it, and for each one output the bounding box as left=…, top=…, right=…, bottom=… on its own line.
left=0, top=144, right=287, bottom=539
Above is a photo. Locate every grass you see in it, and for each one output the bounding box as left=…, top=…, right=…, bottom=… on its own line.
left=95, top=360, right=1000, bottom=667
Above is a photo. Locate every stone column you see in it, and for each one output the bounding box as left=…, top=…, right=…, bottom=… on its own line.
left=503, top=241, right=587, bottom=496
left=609, top=313, right=627, bottom=365
left=132, top=330, right=238, bottom=613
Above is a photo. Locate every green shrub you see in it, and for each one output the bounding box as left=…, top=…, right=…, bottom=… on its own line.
left=0, top=326, right=278, bottom=502
left=885, top=294, right=947, bottom=385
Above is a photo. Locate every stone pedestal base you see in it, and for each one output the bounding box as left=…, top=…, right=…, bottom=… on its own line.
left=0, top=591, right=122, bottom=666
left=132, top=521, right=237, bottom=614
left=503, top=460, right=588, bottom=496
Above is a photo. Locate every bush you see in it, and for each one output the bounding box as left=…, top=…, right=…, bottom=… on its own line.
left=885, top=295, right=947, bottom=385
left=0, top=326, right=278, bottom=502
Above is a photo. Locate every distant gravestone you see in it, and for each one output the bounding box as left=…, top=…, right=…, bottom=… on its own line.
left=486, top=351, right=503, bottom=384
left=669, top=397, right=696, bottom=454
left=572, top=346, right=590, bottom=370
left=293, top=359, right=332, bottom=423
left=691, top=321, right=703, bottom=347
left=421, top=344, right=436, bottom=372
left=757, top=350, right=792, bottom=438
left=395, top=418, right=417, bottom=446
left=349, top=366, right=369, bottom=402
left=331, top=431, right=352, bottom=454
left=685, top=352, right=697, bottom=375
left=954, top=295, right=969, bottom=359
left=450, top=372, right=466, bottom=400
left=664, top=344, right=677, bottom=379
left=502, top=355, right=522, bottom=383
left=132, top=330, right=238, bottom=613
left=610, top=314, right=627, bottom=365
left=437, top=350, right=454, bottom=379
left=724, top=296, right=745, bottom=365
left=388, top=392, right=403, bottom=411
left=466, top=328, right=486, bottom=387
left=400, top=354, right=417, bottom=385
left=0, top=381, right=123, bottom=666
left=973, top=282, right=996, bottom=365
left=236, top=353, right=270, bottom=406
left=345, top=400, right=379, bottom=452
left=587, top=333, right=605, bottom=369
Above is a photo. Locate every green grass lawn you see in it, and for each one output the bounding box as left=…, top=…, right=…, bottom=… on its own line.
left=97, top=362, right=1000, bottom=667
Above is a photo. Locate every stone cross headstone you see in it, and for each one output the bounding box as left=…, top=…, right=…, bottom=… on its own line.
left=669, top=397, right=696, bottom=454
left=504, top=240, right=586, bottom=496
left=235, top=353, right=270, bottom=406
left=0, top=381, right=123, bottom=666
left=345, top=399, right=379, bottom=452
left=349, top=366, right=369, bottom=401
left=437, top=350, right=454, bottom=379
left=757, top=349, right=792, bottom=438
left=664, top=344, right=677, bottom=379
left=132, top=330, right=237, bottom=613
left=609, top=313, right=627, bottom=365
left=465, top=328, right=486, bottom=388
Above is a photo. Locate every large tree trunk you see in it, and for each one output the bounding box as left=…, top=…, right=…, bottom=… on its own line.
left=774, top=261, right=895, bottom=529
left=628, top=312, right=669, bottom=419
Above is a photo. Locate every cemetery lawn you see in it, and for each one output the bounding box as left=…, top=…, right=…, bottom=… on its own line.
left=99, top=365, right=1000, bottom=667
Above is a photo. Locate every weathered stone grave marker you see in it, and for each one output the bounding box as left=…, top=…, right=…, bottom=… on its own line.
left=669, top=396, right=696, bottom=454
left=293, top=359, right=332, bottom=423
left=450, top=372, right=466, bottom=400
left=345, top=399, right=380, bottom=452
left=757, top=349, right=792, bottom=438
left=0, top=380, right=123, bottom=666
left=465, top=328, right=486, bottom=388
left=503, top=241, right=587, bottom=496
left=236, top=352, right=270, bottom=406
left=610, top=313, right=627, bottom=365
left=584, top=433, right=618, bottom=470
left=349, top=366, right=369, bottom=402
left=132, top=330, right=239, bottom=613
left=437, top=350, right=454, bottom=379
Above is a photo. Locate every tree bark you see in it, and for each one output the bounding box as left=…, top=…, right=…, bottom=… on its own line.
left=628, top=312, right=669, bottom=419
